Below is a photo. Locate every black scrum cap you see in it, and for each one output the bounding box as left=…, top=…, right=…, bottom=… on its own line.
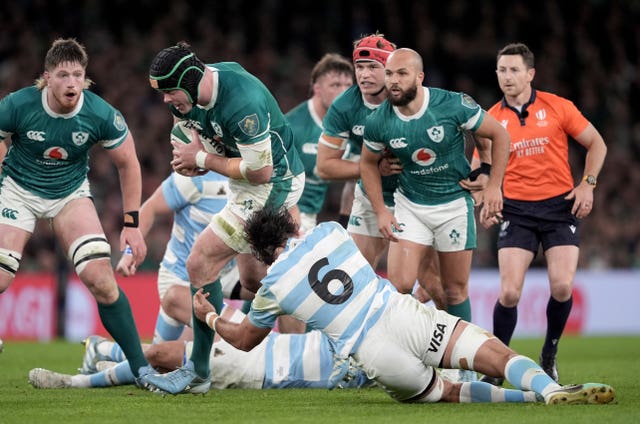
left=149, top=44, right=205, bottom=105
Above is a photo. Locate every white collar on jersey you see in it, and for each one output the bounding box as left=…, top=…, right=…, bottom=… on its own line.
left=199, top=65, right=218, bottom=110
left=42, top=86, right=84, bottom=118
left=392, top=86, right=429, bottom=121
left=306, top=98, right=323, bottom=128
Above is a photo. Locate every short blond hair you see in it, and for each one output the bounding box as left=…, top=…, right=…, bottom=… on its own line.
left=35, top=38, right=92, bottom=90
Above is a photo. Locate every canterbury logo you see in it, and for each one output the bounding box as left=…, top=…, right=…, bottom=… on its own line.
left=27, top=131, right=46, bottom=141
left=389, top=137, right=407, bottom=149
left=302, top=143, right=318, bottom=154
left=1, top=208, right=18, bottom=219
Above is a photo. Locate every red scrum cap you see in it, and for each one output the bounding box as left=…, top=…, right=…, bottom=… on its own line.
left=352, top=35, right=396, bottom=66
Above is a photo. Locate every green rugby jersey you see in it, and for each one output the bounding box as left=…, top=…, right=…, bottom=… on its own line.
left=364, top=87, right=484, bottom=205
left=0, top=86, right=128, bottom=199
left=170, top=62, right=303, bottom=184
left=286, top=99, right=328, bottom=214
left=322, top=85, right=398, bottom=207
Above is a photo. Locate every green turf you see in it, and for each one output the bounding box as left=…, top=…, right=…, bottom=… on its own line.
left=0, top=336, right=638, bottom=424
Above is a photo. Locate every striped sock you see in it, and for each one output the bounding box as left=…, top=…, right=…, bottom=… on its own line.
left=504, top=355, right=561, bottom=398
left=96, top=340, right=126, bottom=363
left=153, top=308, right=185, bottom=343
left=86, top=361, right=135, bottom=387
left=459, top=381, right=540, bottom=402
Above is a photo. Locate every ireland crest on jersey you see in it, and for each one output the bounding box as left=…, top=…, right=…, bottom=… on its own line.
left=426, top=126, right=444, bottom=143
left=238, top=114, right=259, bottom=137
left=72, top=132, right=89, bottom=146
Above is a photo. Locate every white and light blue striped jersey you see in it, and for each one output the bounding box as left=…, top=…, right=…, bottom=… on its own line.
left=160, top=172, right=229, bottom=281
left=207, top=309, right=371, bottom=389
left=263, top=330, right=334, bottom=388
left=249, top=222, right=396, bottom=361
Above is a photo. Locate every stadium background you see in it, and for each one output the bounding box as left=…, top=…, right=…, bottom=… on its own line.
left=0, top=1, right=638, bottom=340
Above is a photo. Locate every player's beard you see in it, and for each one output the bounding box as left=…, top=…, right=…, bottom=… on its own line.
left=388, top=84, right=418, bottom=107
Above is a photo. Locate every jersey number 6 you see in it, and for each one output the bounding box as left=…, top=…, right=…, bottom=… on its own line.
left=308, top=257, right=354, bottom=304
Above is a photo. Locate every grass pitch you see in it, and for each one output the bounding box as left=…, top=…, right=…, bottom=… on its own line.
left=0, top=336, right=638, bottom=424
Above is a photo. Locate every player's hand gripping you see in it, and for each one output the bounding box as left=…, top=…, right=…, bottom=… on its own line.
left=171, top=129, right=207, bottom=176
left=193, top=288, right=216, bottom=323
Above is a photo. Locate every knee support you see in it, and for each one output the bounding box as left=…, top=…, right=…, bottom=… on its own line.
left=449, top=323, right=491, bottom=370
left=68, top=234, right=111, bottom=274
left=0, top=248, right=21, bottom=277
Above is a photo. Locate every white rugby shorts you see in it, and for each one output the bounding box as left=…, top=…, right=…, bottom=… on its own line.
left=210, top=174, right=304, bottom=253
left=393, top=192, right=476, bottom=251
left=346, top=184, right=394, bottom=238
left=353, top=292, right=460, bottom=402
left=0, top=175, right=92, bottom=232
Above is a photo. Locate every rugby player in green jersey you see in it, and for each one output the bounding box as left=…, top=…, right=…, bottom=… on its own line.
left=143, top=42, right=304, bottom=395
left=360, top=49, right=510, bottom=384
left=317, top=34, right=445, bottom=309
left=0, top=38, right=154, bottom=386
left=286, top=53, right=353, bottom=234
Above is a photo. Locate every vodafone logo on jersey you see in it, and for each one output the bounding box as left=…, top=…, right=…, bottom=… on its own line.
left=412, top=148, right=436, bottom=166
left=43, top=147, right=69, bottom=160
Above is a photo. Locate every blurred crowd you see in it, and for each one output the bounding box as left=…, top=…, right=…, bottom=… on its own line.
left=1, top=0, right=638, bottom=270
